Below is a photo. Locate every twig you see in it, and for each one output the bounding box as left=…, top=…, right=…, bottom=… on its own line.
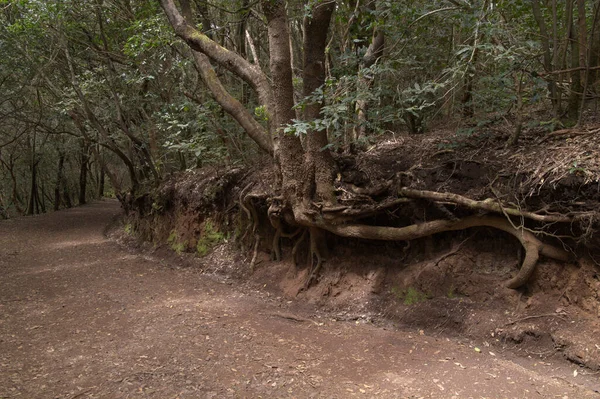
left=68, top=388, right=94, bottom=399
left=398, top=188, right=573, bottom=223
left=504, top=313, right=567, bottom=326
left=432, top=235, right=472, bottom=267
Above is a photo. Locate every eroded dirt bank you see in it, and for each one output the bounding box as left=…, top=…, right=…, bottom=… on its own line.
left=1, top=201, right=599, bottom=398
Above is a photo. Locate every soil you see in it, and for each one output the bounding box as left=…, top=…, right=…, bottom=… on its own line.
left=1, top=201, right=600, bottom=398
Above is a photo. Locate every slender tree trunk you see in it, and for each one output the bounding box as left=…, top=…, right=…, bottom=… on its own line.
left=577, top=0, right=588, bottom=84
left=0, top=154, right=24, bottom=214
left=54, top=152, right=65, bottom=211
left=551, top=0, right=561, bottom=115
left=39, top=177, right=46, bottom=213
left=79, top=141, right=89, bottom=205
left=590, top=2, right=600, bottom=88
left=567, top=2, right=582, bottom=119
left=238, top=0, right=250, bottom=105
left=27, top=161, right=39, bottom=215
left=532, top=0, right=558, bottom=113
left=26, top=134, right=38, bottom=215
left=63, top=183, right=73, bottom=208
left=354, top=28, right=385, bottom=142
left=98, top=158, right=105, bottom=198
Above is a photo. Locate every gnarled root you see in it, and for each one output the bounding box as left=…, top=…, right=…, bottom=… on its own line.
left=239, top=184, right=259, bottom=252
left=250, top=234, right=260, bottom=271
left=317, top=216, right=572, bottom=289
left=292, top=229, right=308, bottom=268
left=271, top=226, right=282, bottom=261
left=304, top=227, right=328, bottom=290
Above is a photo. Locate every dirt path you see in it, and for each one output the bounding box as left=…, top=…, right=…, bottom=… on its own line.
left=1, top=201, right=599, bottom=399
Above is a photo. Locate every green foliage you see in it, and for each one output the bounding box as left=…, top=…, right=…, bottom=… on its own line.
left=196, top=220, right=225, bottom=257
left=124, top=223, right=134, bottom=235
left=254, top=105, right=269, bottom=122
left=447, top=285, right=456, bottom=299
left=124, top=12, right=173, bottom=59
left=390, top=286, right=431, bottom=305
left=167, top=230, right=186, bottom=254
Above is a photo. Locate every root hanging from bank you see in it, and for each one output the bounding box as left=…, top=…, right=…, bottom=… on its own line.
left=292, top=229, right=308, bottom=268
left=304, top=227, right=328, bottom=290
left=313, top=215, right=572, bottom=289
left=244, top=182, right=579, bottom=289
left=239, top=183, right=261, bottom=261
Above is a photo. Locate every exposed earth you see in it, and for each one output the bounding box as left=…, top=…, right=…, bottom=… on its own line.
left=1, top=200, right=600, bottom=399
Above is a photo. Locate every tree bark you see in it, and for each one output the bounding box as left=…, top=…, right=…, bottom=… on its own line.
left=54, top=152, right=65, bottom=211
left=261, top=0, right=305, bottom=201
left=303, top=1, right=336, bottom=205
left=532, top=0, right=558, bottom=112
left=354, top=0, right=385, bottom=142
left=79, top=141, right=89, bottom=205
left=567, top=2, right=582, bottom=119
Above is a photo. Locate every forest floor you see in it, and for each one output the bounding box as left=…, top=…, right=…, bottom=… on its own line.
left=1, top=200, right=600, bottom=398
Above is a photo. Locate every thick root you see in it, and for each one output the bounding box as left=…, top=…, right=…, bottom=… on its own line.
left=250, top=234, right=260, bottom=271
left=315, top=216, right=572, bottom=289
left=292, top=229, right=308, bottom=268
left=271, top=227, right=282, bottom=261
left=304, top=227, right=328, bottom=289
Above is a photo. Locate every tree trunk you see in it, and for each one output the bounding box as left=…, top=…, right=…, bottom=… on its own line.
left=303, top=1, right=336, bottom=205
left=0, top=153, right=24, bottom=214
left=354, top=0, right=386, bottom=143
left=27, top=160, right=39, bottom=215
left=261, top=0, right=305, bottom=202
left=54, top=152, right=65, bottom=211
left=79, top=141, right=89, bottom=205
left=26, top=134, right=39, bottom=216
left=532, top=0, right=558, bottom=113
left=577, top=0, right=588, bottom=84
left=98, top=159, right=105, bottom=198
left=567, top=4, right=582, bottom=119
left=589, top=1, right=600, bottom=88
left=38, top=176, right=47, bottom=213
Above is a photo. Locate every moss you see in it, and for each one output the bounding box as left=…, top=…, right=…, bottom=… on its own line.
left=447, top=285, right=456, bottom=299
left=167, top=230, right=178, bottom=245
left=167, top=230, right=187, bottom=254
left=124, top=223, right=134, bottom=235
left=196, top=220, right=225, bottom=257
left=391, top=286, right=430, bottom=305
left=172, top=241, right=187, bottom=255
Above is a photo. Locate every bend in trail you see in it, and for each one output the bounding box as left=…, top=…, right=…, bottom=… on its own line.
left=1, top=201, right=599, bottom=398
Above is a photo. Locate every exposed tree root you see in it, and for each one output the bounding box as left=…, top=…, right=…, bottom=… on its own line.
left=239, top=185, right=262, bottom=263
left=246, top=183, right=578, bottom=289
left=314, top=215, right=572, bottom=289
left=398, top=188, right=582, bottom=223
left=292, top=229, right=308, bottom=268
left=304, top=227, right=328, bottom=290
left=250, top=234, right=260, bottom=271
left=238, top=183, right=254, bottom=248
left=271, top=226, right=282, bottom=261
left=269, top=201, right=302, bottom=261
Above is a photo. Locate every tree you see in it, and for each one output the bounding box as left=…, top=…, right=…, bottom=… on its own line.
left=160, top=0, right=573, bottom=289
